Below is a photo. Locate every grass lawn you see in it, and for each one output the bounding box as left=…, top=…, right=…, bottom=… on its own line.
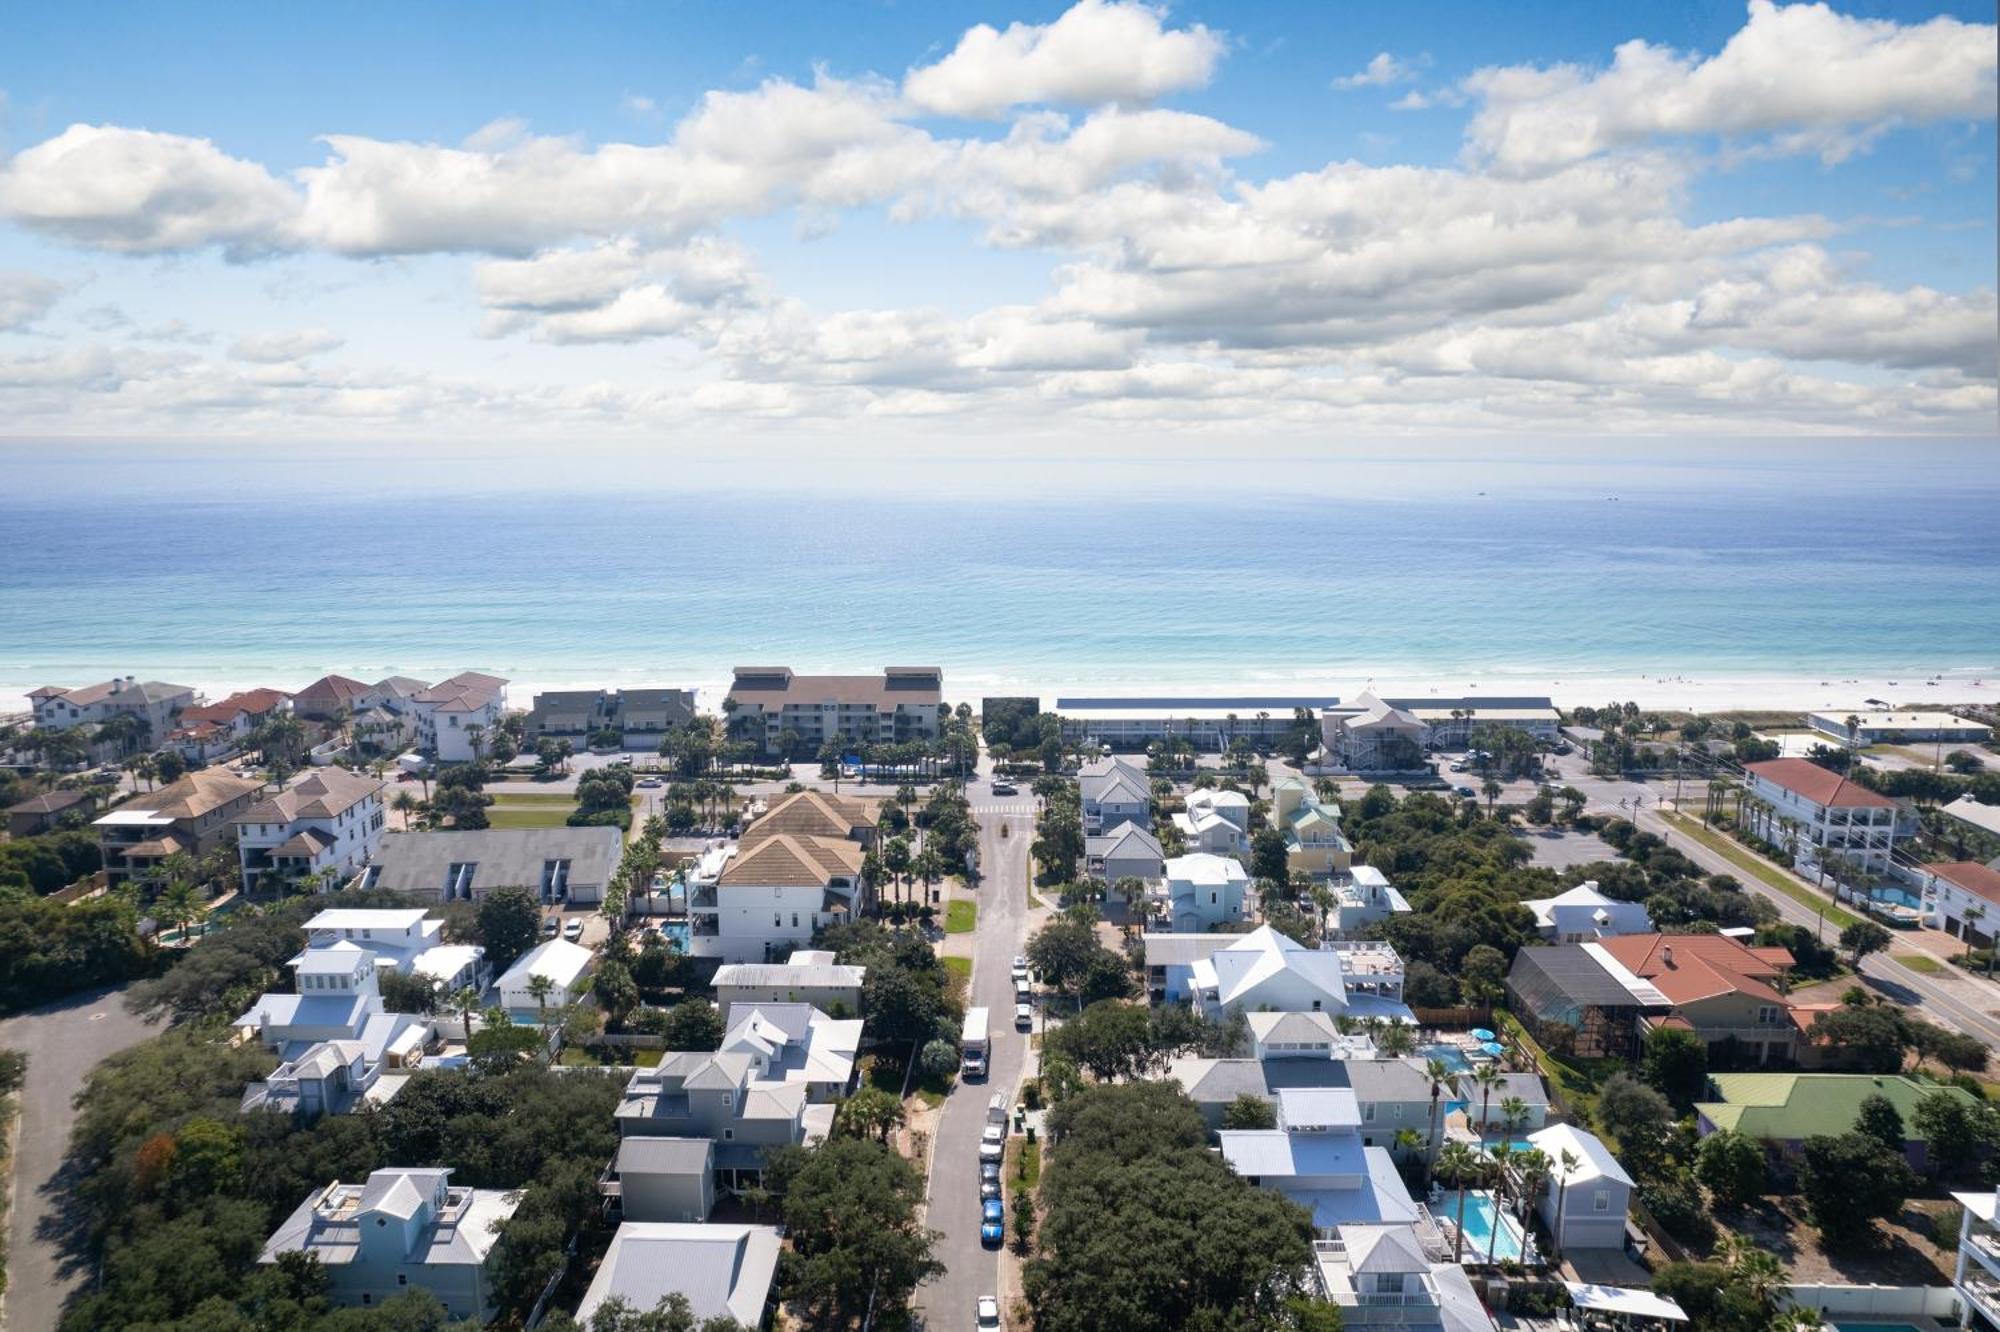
left=942, top=955, right=972, bottom=997
left=486, top=803, right=578, bottom=829
left=1496, top=1010, right=1623, bottom=1141
left=489, top=792, right=578, bottom=805
left=946, top=900, right=978, bottom=933
left=1659, top=810, right=1865, bottom=930
left=1896, top=952, right=1946, bottom=975
left=1010, top=1137, right=1041, bottom=1190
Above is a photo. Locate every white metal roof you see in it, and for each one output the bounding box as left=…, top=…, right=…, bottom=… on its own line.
left=1565, top=1284, right=1689, bottom=1321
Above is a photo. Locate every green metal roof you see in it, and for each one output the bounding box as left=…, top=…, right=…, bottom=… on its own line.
left=1695, top=1073, right=1979, bottom=1141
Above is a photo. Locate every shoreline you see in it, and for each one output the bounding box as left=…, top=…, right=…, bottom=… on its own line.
left=6, top=663, right=1996, bottom=721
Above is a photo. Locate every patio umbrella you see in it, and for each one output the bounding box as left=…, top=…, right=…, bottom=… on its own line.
left=1480, top=1041, right=1505, bottom=1056
left=1469, top=1027, right=1496, bottom=1041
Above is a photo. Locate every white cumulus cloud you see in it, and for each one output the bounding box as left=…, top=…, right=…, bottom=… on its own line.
left=229, top=328, right=345, bottom=363
left=903, top=0, right=1225, bottom=118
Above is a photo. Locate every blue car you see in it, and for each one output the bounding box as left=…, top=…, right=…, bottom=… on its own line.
left=980, top=1198, right=1005, bottom=1247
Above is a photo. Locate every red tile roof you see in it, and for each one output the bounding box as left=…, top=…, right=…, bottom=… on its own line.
left=1926, top=861, right=2000, bottom=908
left=1745, top=758, right=1897, bottom=809
left=1597, top=932, right=1793, bottom=1007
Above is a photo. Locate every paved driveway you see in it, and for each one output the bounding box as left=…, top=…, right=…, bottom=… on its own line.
left=1, top=983, right=160, bottom=1332
left=915, top=780, right=1035, bottom=1331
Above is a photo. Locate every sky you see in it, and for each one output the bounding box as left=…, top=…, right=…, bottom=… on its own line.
left=0, top=0, right=1994, bottom=445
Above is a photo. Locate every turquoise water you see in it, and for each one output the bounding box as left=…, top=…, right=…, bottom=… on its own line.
left=1420, top=1045, right=1474, bottom=1075
left=3, top=440, right=1997, bottom=700
left=1873, top=887, right=1923, bottom=910
left=660, top=920, right=691, bottom=951
left=1833, top=1324, right=1922, bottom=1332
left=1441, top=1189, right=1526, bottom=1263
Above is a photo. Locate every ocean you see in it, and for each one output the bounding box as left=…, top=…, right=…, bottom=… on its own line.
left=2, top=437, right=1997, bottom=713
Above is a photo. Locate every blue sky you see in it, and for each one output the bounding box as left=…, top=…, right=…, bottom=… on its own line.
left=0, top=0, right=1993, bottom=441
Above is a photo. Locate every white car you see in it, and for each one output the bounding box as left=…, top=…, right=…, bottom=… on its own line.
left=1015, top=1002, right=1033, bottom=1028
left=977, top=1295, right=1002, bottom=1329
left=979, top=1124, right=1006, bottom=1161
left=1011, top=956, right=1029, bottom=980
left=562, top=918, right=584, bottom=941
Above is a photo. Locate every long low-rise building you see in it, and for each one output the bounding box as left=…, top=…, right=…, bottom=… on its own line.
left=1809, top=710, right=1992, bottom=745
left=526, top=687, right=698, bottom=747
left=357, top=827, right=623, bottom=904
left=723, top=666, right=944, bottom=755
left=1056, top=696, right=1337, bottom=751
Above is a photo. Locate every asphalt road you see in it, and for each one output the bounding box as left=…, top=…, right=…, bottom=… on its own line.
left=1545, top=761, right=2000, bottom=1051
left=914, top=780, right=1037, bottom=1332
left=1, top=983, right=160, bottom=1332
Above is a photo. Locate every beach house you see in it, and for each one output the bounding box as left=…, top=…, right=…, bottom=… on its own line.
left=1695, top=1072, right=1983, bottom=1173
left=495, top=938, right=595, bottom=1020
left=1165, top=852, right=1251, bottom=931
left=260, top=1168, right=517, bottom=1320
left=235, top=768, right=385, bottom=894
left=574, top=1223, right=781, bottom=1329
left=1741, top=758, right=1907, bottom=876
left=1918, top=861, right=2000, bottom=943
left=1271, top=777, right=1354, bottom=876
left=167, top=688, right=291, bottom=760
left=1080, top=756, right=1153, bottom=835
left=692, top=791, right=875, bottom=963
left=1085, top=820, right=1165, bottom=885
left=713, top=950, right=866, bottom=1013
left=29, top=676, right=197, bottom=738
left=1522, top=882, right=1654, bottom=942
left=1173, top=787, right=1249, bottom=854
left=718, top=1001, right=863, bottom=1103
left=410, top=671, right=507, bottom=763
left=1334, top=866, right=1412, bottom=935
left=93, top=768, right=264, bottom=885
left=1526, top=1124, right=1632, bottom=1251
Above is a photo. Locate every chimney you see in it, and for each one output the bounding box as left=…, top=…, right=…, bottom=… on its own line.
left=109, top=678, right=125, bottom=694
left=1661, top=944, right=1674, bottom=967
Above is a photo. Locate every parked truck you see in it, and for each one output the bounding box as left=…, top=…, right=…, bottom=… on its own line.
left=961, top=1006, right=990, bottom=1079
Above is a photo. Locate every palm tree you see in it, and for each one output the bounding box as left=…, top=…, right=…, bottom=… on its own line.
left=1481, top=777, right=1503, bottom=813
left=1423, top=1057, right=1461, bottom=1180
left=157, top=878, right=207, bottom=942
left=1470, top=1064, right=1504, bottom=1141
left=1550, top=1147, right=1582, bottom=1264
left=1392, top=1126, right=1426, bottom=1164
left=1375, top=1021, right=1418, bottom=1058
left=1486, top=1142, right=1516, bottom=1265
left=1436, top=1142, right=1480, bottom=1262
left=453, top=985, right=481, bottom=1038
left=392, top=790, right=420, bottom=829
left=527, top=973, right=555, bottom=1025
left=1498, top=1096, right=1529, bottom=1139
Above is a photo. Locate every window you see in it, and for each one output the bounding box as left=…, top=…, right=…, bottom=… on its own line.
left=791, top=913, right=800, bottom=928
left=362, top=1294, right=372, bottom=1306
left=724, top=1128, right=734, bottom=1141
left=1757, top=1005, right=1779, bottom=1024
left=1363, top=1103, right=1376, bottom=1122
left=1593, top=1190, right=1610, bottom=1212
left=398, top=1275, right=408, bottom=1286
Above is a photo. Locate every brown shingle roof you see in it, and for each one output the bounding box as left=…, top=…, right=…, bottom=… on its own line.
left=726, top=667, right=941, bottom=707
left=293, top=675, right=370, bottom=712
left=1745, top=758, right=1897, bottom=809
left=720, top=834, right=864, bottom=888
left=178, top=688, right=290, bottom=726
left=740, top=790, right=878, bottom=846
left=237, top=769, right=383, bottom=824
left=7, top=788, right=93, bottom=816
left=115, top=770, right=264, bottom=821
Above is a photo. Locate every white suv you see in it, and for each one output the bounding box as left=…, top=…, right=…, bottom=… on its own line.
left=977, top=1295, right=1002, bottom=1329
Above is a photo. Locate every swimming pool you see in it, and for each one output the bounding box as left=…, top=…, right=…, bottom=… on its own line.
left=1479, top=1137, right=1538, bottom=1156
left=659, top=920, right=691, bottom=950
left=1419, top=1044, right=1474, bottom=1075
left=1440, top=1189, right=1527, bottom=1263
left=1870, top=887, right=1923, bottom=911
left=1833, top=1323, right=1922, bottom=1332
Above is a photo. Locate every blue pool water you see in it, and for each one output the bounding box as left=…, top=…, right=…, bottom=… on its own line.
left=1833, top=1323, right=1922, bottom=1332
left=1420, top=1045, right=1473, bottom=1074
left=1480, top=1137, right=1538, bottom=1155
left=660, top=920, right=692, bottom=950
left=1441, top=1189, right=1526, bottom=1263
left=1871, top=887, right=1923, bottom=910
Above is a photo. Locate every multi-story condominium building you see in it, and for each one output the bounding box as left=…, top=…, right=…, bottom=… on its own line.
left=359, top=826, right=623, bottom=905
left=93, top=768, right=264, bottom=885
left=1394, top=696, right=1561, bottom=747
left=691, top=792, right=875, bottom=962
left=235, top=768, right=385, bottom=893
left=526, top=687, right=698, bottom=747
left=1742, top=757, right=1908, bottom=875
left=1272, top=778, right=1353, bottom=876
left=1921, top=861, right=2000, bottom=943
left=29, top=676, right=198, bottom=738
left=411, top=671, right=507, bottom=763
left=723, top=666, right=943, bottom=755
left=260, top=1169, right=517, bottom=1321
left=1081, top=756, right=1153, bottom=835
left=1056, top=696, right=1337, bottom=752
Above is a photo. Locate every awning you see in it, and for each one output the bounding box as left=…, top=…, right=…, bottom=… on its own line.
left=1565, top=1284, right=1688, bottom=1322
